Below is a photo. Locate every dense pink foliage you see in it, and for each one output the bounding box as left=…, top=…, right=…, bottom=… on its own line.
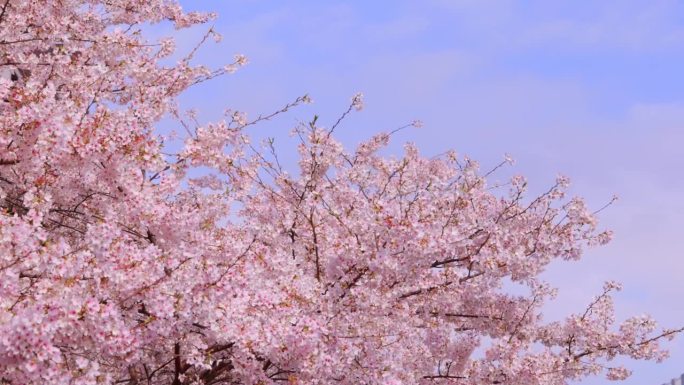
left=0, top=1, right=680, bottom=384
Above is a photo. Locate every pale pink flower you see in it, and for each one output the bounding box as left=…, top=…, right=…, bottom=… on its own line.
left=351, top=92, right=364, bottom=111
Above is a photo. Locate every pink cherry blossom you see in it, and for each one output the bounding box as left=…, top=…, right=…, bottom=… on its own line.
left=0, top=1, right=680, bottom=384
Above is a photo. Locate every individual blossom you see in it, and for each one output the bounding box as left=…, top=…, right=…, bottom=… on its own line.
left=351, top=92, right=364, bottom=111
left=301, top=94, right=313, bottom=104
left=231, top=110, right=248, bottom=126
left=234, top=54, right=249, bottom=67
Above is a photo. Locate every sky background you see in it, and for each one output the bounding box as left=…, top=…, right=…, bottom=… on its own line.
left=167, top=1, right=684, bottom=384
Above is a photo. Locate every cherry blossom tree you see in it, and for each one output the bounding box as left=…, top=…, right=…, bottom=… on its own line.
left=0, top=1, right=680, bottom=384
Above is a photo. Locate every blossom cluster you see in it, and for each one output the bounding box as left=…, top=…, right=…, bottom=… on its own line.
left=0, top=1, right=678, bottom=384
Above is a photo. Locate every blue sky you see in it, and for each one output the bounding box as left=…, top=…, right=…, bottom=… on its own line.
left=170, top=1, right=684, bottom=384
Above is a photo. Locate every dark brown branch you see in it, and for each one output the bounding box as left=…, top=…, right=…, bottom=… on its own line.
left=172, top=343, right=181, bottom=385
left=423, top=374, right=465, bottom=380
left=431, top=256, right=469, bottom=268
left=0, top=0, right=10, bottom=26
left=307, top=209, right=321, bottom=282
left=0, top=37, right=44, bottom=45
